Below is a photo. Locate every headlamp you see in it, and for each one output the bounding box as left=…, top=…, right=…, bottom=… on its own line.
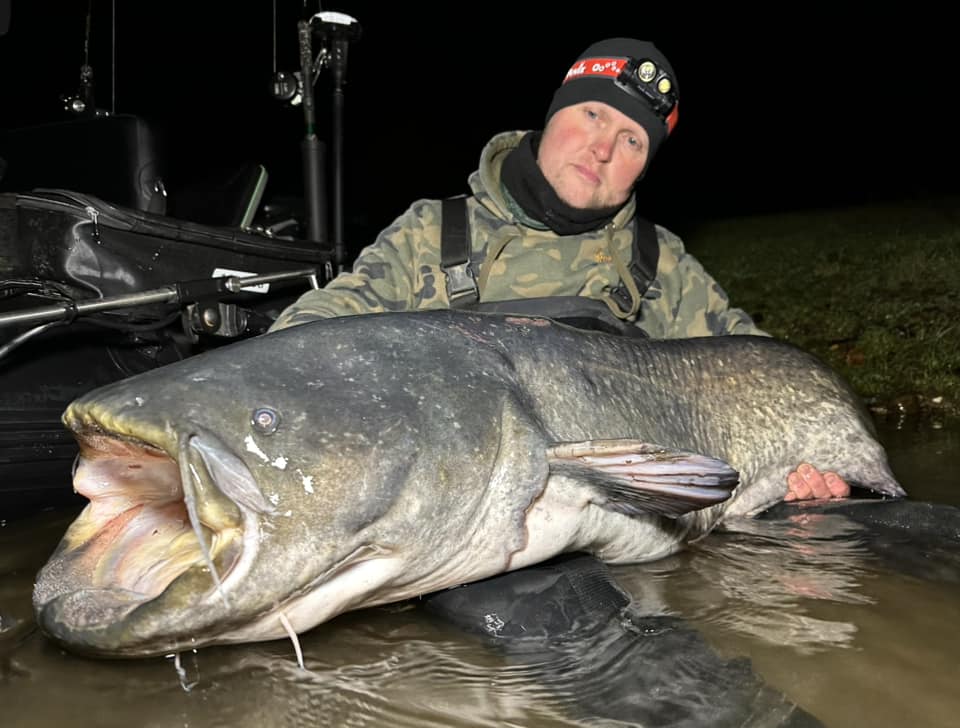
left=560, top=55, right=679, bottom=135
left=614, top=57, right=678, bottom=123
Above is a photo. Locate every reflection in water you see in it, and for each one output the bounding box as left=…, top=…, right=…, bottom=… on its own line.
left=2, top=420, right=959, bottom=727
left=659, top=516, right=875, bottom=653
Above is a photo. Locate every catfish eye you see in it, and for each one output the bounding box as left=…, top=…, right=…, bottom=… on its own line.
left=251, top=407, right=281, bottom=435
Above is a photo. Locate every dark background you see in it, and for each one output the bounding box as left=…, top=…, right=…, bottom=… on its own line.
left=0, top=1, right=956, bottom=251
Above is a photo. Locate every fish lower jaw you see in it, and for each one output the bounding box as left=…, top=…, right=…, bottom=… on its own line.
left=35, top=587, right=195, bottom=658
left=33, top=549, right=249, bottom=656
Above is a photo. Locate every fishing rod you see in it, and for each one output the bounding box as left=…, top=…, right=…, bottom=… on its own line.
left=61, top=0, right=115, bottom=118
left=271, top=4, right=360, bottom=273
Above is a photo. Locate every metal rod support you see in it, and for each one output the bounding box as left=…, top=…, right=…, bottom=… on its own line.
left=0, top=269, right=320, bottom=329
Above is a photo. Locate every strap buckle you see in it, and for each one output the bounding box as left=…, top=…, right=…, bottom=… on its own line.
left=445, top=262, right=479, bottom=306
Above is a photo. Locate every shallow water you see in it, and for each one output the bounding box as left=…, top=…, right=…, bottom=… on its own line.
left=1, top=419, right=958, bottom=728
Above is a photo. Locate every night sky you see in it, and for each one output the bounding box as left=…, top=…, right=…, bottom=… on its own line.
left=1, top=2, right=956, bottom=250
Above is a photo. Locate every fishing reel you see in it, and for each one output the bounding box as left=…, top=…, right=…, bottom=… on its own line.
left=61, top=64, right=109, bottom=117
left=271, top=70, right=303, bottom=106
left=269, top=11, right=361, bottom=106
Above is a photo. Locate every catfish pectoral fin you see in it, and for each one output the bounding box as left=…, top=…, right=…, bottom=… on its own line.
left=547, top=439, right=739, bottom=519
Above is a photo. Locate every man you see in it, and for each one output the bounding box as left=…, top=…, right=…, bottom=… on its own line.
left=270, top=37, right=849, bottom=502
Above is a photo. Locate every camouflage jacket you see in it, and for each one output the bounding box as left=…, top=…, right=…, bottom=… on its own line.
left=270, top=131, right=766, bottom=338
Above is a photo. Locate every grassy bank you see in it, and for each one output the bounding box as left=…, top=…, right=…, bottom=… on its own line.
left=682, top=194, right=960, bottom=424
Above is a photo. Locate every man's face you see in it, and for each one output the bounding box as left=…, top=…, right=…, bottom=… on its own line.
left=537, top=101, right=651, bottom=210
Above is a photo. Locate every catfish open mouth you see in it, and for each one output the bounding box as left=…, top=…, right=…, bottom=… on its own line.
left=32, top=426, right=258, bottom=636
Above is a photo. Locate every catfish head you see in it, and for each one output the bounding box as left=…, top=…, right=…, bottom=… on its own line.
left=32, top=323, right=520, bottom=658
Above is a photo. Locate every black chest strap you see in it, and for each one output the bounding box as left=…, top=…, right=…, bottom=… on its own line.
left=440, top=195, right=660, bottom=312
left=609, top=213, right=660, bottom=313
left=440, top=196, right=478, bottom=307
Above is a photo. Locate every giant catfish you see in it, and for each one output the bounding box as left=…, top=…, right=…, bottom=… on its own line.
left=33, top=310, right=904, bottom=657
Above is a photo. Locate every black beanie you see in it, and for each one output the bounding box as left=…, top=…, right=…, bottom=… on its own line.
left=545, top=38, right=679, bottom=162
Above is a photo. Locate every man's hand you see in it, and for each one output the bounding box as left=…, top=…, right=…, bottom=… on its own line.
left=785, top=463, right=851, bottom=501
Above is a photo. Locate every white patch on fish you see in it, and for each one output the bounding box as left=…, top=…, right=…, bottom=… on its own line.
left=272, top=456, right=288, bottom=470
left=299, top=470, right=315, bottom=494
left=244, top=435, right=269, bottom=462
